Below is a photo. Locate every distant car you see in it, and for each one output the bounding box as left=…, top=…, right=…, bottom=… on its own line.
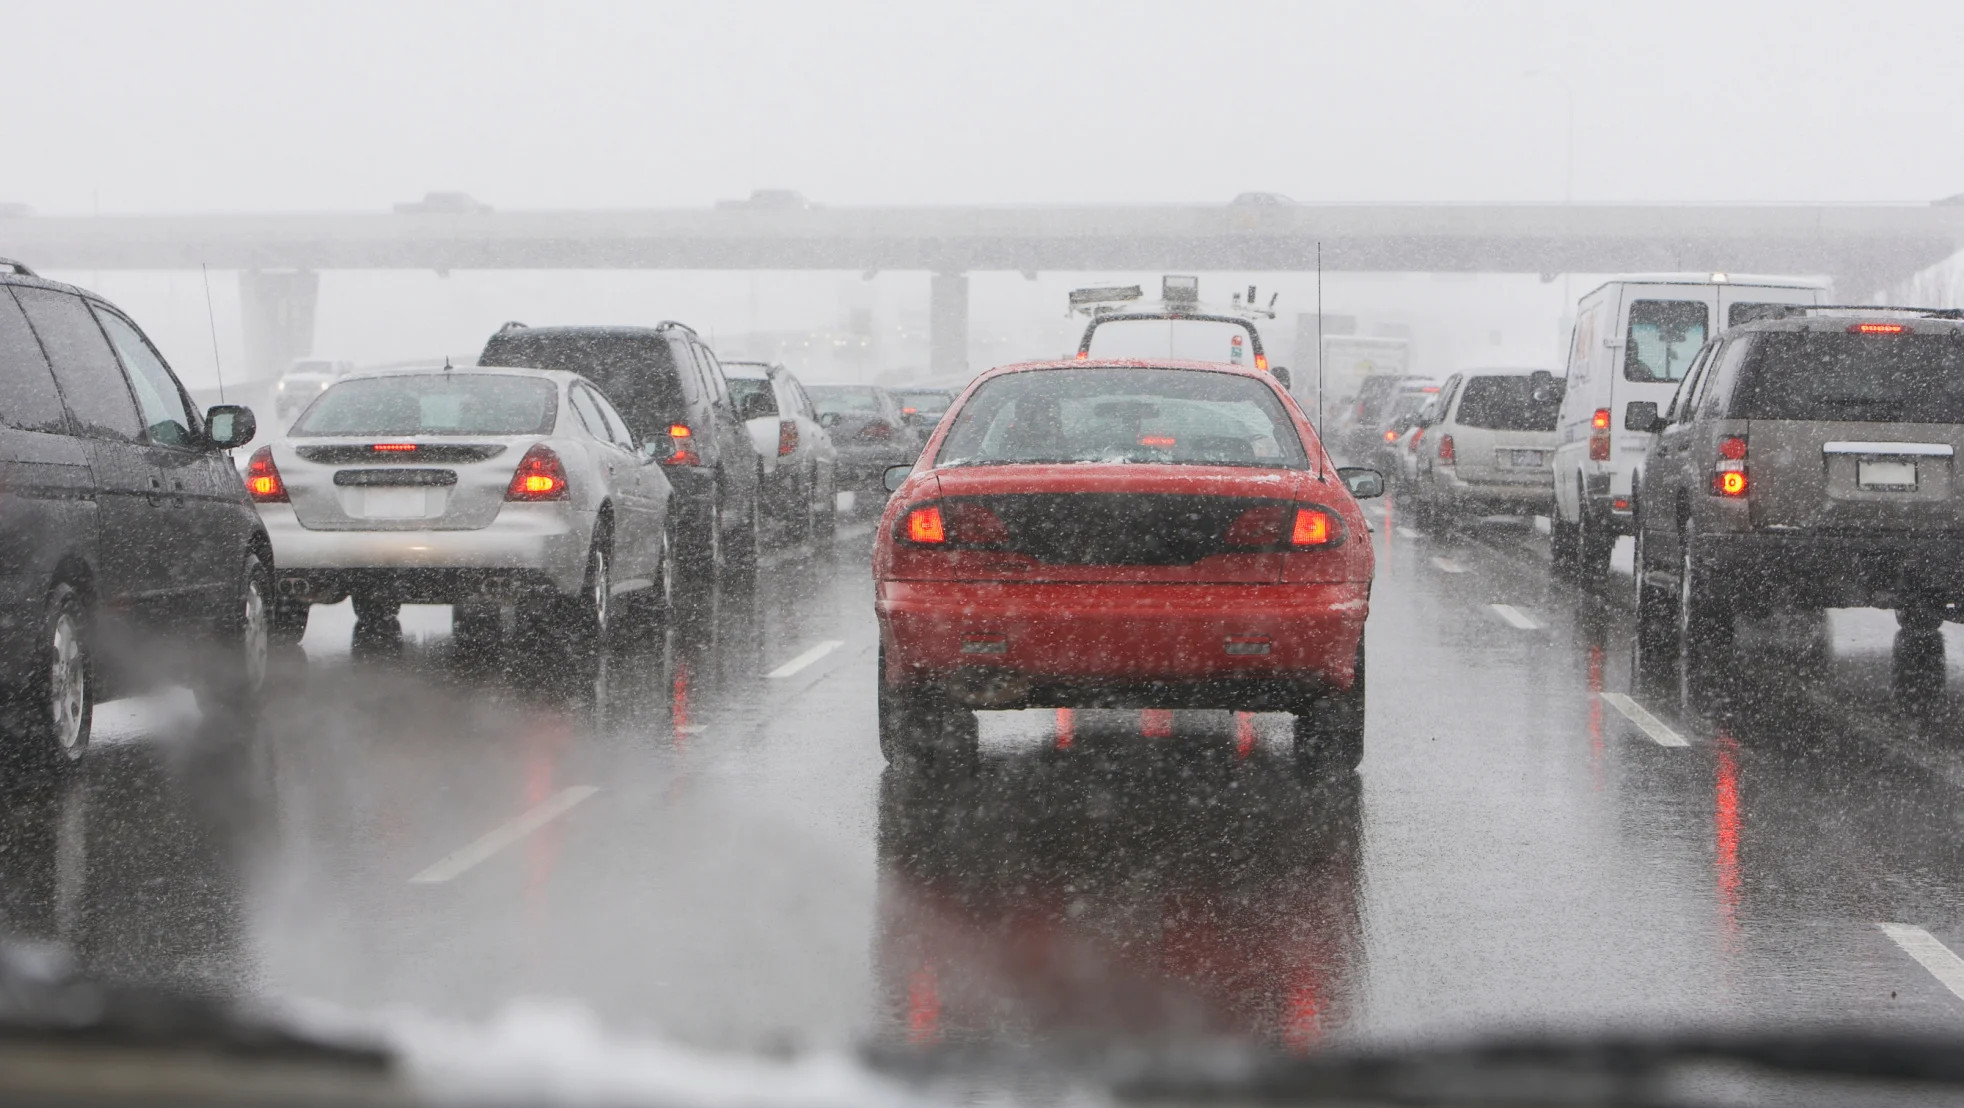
left=1408, top=368, right=1561, bottom=531
left=807, top=385, right=925, bottom=503
left=1336, top=373, right=1429, bottom=462
left=1364, top=384, right=1438, bottom=483
left=892, top=387, right=957, bottom=430
left=721, top=361, right=839, bottom=544
left=392, top=191, right=492, bottom=215
left=0, top=260, right=266, bottom=769
left=274, top=359, right=354, bottom=424
left=1230, top=192, right=1295, bottom=206
left=247, top=367, right=670, bottom=657
left=479, top=322, right=764, bottom=588
left=1632, top=307, right=1964, bottom=671
left=715, top=189, right=810, bottom=211
left=874, top=359, right=1381, bottom=777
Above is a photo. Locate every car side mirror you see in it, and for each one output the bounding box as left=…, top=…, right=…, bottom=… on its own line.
left=883, top=464, right=913, bottom=492
left=1270, top=365, right=1292, bottom=389
left=1337, top=466, right=1384, bottom=499
left=819, top=411, right=842, bottom=429
left=643, top=437, right=674, bottom=461
left=1625, top=401, right=1666, bottom=433
left=1528, top=369, right=1562, bottom=404
left=206, top=404, right=256, bottom=450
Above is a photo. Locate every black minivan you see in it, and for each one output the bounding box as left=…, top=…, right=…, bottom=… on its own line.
left=0, top=261, right=267, bottom=770
left=479, top=322, right=764, bottom=586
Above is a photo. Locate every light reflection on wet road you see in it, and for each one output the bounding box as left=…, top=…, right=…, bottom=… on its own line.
left=9, top=502, right=1964, bottom=1058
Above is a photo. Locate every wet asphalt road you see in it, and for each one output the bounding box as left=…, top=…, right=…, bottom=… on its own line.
left=11, top=496, right=1964, bottom=1060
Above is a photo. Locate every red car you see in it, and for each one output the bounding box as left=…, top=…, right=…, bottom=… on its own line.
left=873, top=359, right=1381, bottom=776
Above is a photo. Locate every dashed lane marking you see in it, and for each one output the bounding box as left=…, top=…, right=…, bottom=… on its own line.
left=1599, top=693, right=1690, bottom=748
left=409, top=786, right=599, bottom=885
left=767, top=639, right=845, bottom=678
left=1431, top=556, right=1465, bottom=573
left=1489, top=603, right=1541, bottom=630
left=1879, top=923, right=1964, bottom=1003
left=1397, top=527, right=1421, bottom=540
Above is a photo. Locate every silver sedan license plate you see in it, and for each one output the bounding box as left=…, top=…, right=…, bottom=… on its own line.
left=1858, top=460, right=1917, bottom=489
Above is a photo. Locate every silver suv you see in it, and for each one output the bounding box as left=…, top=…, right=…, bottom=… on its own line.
left=1631, top=306, right=1964, bottom=665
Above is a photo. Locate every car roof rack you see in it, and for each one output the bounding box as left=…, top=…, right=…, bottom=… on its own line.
left=653, top=320, right=699, bottom=337
left=1775, top=304, right=1964, bottom=319
left=0, top=258, right=36, bottom=277
left=496, top=320, right=528, bottom=333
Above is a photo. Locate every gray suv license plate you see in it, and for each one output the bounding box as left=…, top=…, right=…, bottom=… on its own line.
left=1858, top=460, right=1918, bottom=489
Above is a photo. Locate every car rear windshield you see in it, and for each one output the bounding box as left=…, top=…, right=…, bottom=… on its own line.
left=1453, top=376, right=1560, bottom=431
left=935, top=367, right=1307, bottom=468
left=480, top=332, right=684, bottom=430
left=1731, top=332, right=1964, bottom=423
left=896, top=390, right=952, bottom=413
left=293, top=374, right=557, bottom=436
left=809, top=387, right=882, bottom=414
left=726, top=377, right=776, bottom=415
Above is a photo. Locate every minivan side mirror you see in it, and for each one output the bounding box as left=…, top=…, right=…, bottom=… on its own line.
left=206, top=405, right=256, bottom=450
left=1625, top=401, right=1667, bottom=433
left=1336, top=466, right=1385, bottom=499
left=883, top=464, right=913, bottom=492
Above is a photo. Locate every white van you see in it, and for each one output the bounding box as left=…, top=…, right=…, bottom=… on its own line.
left=1550, top=273, right=1828, bottom=578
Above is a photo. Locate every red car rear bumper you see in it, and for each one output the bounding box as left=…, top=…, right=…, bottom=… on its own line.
left=878, top=581, right=1368, bottom=711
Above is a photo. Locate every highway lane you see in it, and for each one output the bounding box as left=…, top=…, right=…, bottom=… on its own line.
left=7, top=503, right=1964, bottom=1063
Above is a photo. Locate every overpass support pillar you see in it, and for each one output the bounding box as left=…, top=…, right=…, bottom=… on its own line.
left=239, top=269, right=319, bottom=379
left=929, top=271, right=968, bottom=377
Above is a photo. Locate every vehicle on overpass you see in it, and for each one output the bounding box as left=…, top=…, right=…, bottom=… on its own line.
left=1551, top=273, right=1827, bottom=581
left=1631, top=306, right=1964, bottom=687
left=874, top=359, right=1380, bottom=778
left=720, top=360, right=838, bottom=545
left=247, top=367, right=671, bottom=660
left=0, top=261, right=266, bottom=770
left=479, top=322, right=764, bottom=591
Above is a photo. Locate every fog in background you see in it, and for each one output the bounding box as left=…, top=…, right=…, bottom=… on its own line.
left=4, top=0, right=1962, bottom=388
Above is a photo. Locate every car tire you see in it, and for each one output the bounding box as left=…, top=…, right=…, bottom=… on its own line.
left=1631, top=521, right=1678, bottom=686
left=1575, top=506, right=1614, bottom=582
left=1893, top=629, right=1946, bottom=700
left=679, top=500, right=722, bottom=588
left=565, top=544, right=611, bottom=654
left=7, top=582, right=94, bottom=771
left=1677, top=535, right=1732, bottom=669
left=202, top=555, right=272, bottom=726
left=271, top=597, right=310, bottom=647
left=1293, top=643, right=1365, bottom=778
left=726, top=492, right=761, bottom=590
left=877, top=647, right=978, bottom=771
left=1550, top=507, right=1578, bottom=572
left=1899, top=604, right=1945, bottom=634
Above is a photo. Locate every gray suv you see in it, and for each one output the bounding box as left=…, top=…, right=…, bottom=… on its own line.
left=1631, top=306, right=1964, bottom=665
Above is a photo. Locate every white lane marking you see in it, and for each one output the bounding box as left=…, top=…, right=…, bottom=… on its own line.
left=1431, top=556, right=1465, bottom=573
left=1489, top=603, right=1540, bottom=630
left=1879, top=923, right=1964, bottom=1002
left=675, top=724, right=709, bottom=735
left=409, top=786, right=599, bottom=885
left=767, top=639, right=845, bottom=679
left=1396, top=527, right=1421, bottom=540
left=1599, top=693, right=1690, bottom=748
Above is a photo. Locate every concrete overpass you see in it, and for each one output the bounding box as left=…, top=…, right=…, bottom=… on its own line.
left=5, top=201, right=1961, bottom=375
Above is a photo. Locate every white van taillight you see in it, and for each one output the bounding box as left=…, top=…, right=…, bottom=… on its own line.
left=1712, top=435, right=1748, bottom=498
left=1437, top=434, right=1456, bottom=464
left=1589, top=408, right=1611, bottom=461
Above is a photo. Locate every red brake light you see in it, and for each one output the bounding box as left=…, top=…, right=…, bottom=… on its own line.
left=1254, top=353, right=1269, bottom=372
left=905, top=505, right=945, bottom=544
left=506, top=443, right=569, bottom=501
left=1139, top=435, right=1177, bottom=448
left=1712, top=435, right=1749, bottom=497
left=1591, top=408, right=1611, bottom=431
left=371, top=443, right=417, bottom=453
left=1384, top=429, right=1398, bottom=442
left=1409, top=429, right=1424, bottom=453
left=1718, top=435, right=1748, bottom=460
left=901, top=406, right=918, bottom=415
left=1850, top=322, right=1909, bottom=334
left=664, top=423, right=700, bottom=466
left=245, top=446, right=286, bottom=503
left=1291, top=508, right=1333, bottom=546
left=1075, top=350, right=1088, bottom=361
left=859, top=420, right=894, bottom=441
left=1438, top=434, right=1456, bottom=464
left=1716, top=471, right=1749, bottom=496
left=777, top=420, right=798, bottom=457
left=1589, top=408, right=1612, bottom=461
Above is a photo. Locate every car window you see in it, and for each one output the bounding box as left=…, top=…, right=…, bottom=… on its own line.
left=566, top=383, right=610, bottom=441
left=1624, top=299, right=1708, bottom=383
left=726, top=376, right=777, bottom=417
left=810, top=387, right=883, bottom=414
left=1665, top=344, right=1716, bottom=420
left=13, top=288, right=143, bottom=442
left=586, top=385, right=637, bottom=450
left=1727, top=301, right=1793, bottom=327
left=294, top=374, right=558, bottom=436
left=693, top=344, right=729, bottom=405
left=1435, top=375, right=1463, bottom=421
left=94, top=307, right=197, bottom=448
left=482, top=331, right=687, bottom=432
left=936, top=367, right=1307, bottom=468
left=1731, top=331, right=1964, bottom=423
left=0, top=289, right=70, bottom=434
left=1452, top=376, right=1560, bottom=432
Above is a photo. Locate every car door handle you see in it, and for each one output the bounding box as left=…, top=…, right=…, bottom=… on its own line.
left=146, top=476, right=167, bottom=506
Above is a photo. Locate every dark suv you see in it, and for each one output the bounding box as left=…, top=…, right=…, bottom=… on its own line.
left=1631, top=306, right=1964, bottom=666
left=479, top=322, right=763, bottom=584
left=0, top=260, right=266, bottom=769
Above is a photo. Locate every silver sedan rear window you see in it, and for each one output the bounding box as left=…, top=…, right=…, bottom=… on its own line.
left=293, top=374, right=558, bottom=437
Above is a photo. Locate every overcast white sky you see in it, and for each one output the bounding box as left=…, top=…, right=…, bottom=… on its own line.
left=6, top=0, right=1964, bottom=212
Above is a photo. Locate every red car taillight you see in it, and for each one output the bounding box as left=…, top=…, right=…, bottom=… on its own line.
left=1408, top=429, right=1424, bottom=454
left=860, top=420, right=894, bottom=441
left=777, top=420, right=798, bottom=457
left=898, top=500, right=1010, bottom=546
left=1589, top=407, right=1612, bottom=462
left=245, top=446, right=287, bottom=503
left=1225, top=503, right=1342, bottom=548
left=1712, top=435, right=1749, bottom=497
left=1290, top=508, right=1334, bottom=546
left=1437, top=434, right=1456, bottom=464
left=663, top=423, right=700, bottom=466
left=506, top=443, right=569, bottom=501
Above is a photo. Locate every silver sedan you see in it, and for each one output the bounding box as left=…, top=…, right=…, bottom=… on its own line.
left=246, top=366, right=672, bottom=654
